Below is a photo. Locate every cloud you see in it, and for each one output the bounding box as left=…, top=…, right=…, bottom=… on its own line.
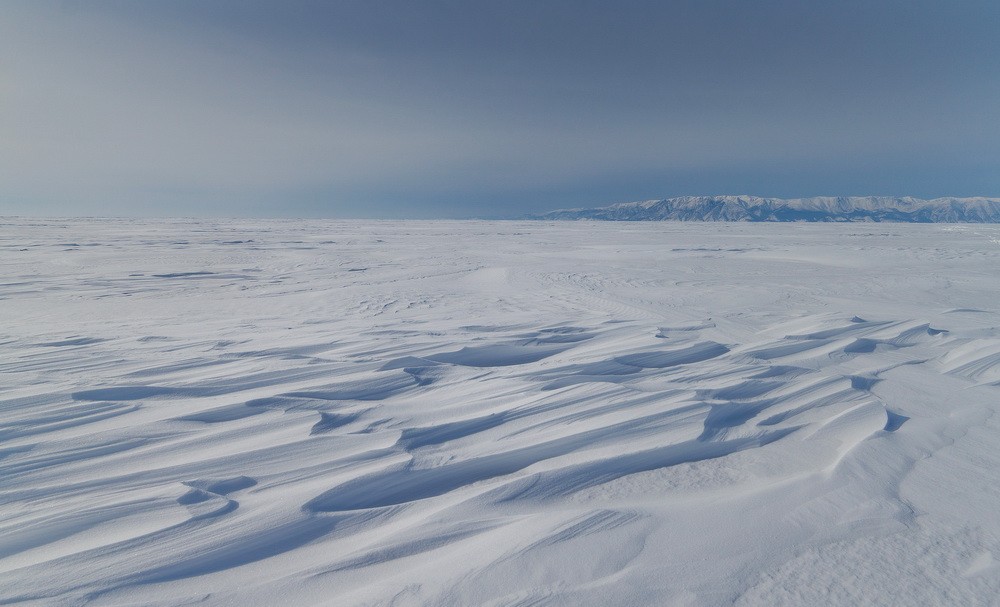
left=2, top=1, right=999, bottom=217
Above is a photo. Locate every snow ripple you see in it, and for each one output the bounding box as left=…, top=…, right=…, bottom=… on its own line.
left=1, top=219, right=999, bottom=605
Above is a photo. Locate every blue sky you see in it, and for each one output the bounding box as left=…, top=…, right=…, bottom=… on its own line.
left=2, top=1, right=999, bottom=218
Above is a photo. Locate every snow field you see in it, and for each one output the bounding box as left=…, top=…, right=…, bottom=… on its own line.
left=2, top=218, right=1000, bottom=605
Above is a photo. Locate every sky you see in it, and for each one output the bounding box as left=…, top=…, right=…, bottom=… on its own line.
left=2, top=0, right=999, bottom=218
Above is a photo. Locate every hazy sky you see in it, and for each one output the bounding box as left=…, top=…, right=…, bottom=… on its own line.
left=3, top=1, right=999, bottom=218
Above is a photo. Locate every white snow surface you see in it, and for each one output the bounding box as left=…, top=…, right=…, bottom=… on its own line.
left=3, top=218, right=1000, bottom=606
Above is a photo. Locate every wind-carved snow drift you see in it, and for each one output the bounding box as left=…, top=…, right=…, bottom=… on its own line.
left=535, top=195, right=1000, bottom=222
left=2, top=219, right=1000, bottom=606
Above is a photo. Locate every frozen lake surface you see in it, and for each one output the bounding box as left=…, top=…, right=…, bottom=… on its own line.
left=3, top=218, right=1000, bottom=605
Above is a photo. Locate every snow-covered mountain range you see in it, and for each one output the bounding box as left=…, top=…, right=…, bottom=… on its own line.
left=534, top=196, right=1000, bottom=222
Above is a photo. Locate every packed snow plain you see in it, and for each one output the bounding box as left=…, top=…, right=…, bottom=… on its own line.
left=3, top=217, right=1000, bottom=606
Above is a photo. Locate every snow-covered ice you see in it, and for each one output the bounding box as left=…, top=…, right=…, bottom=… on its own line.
left=2, top=218, right=1000, bottom=606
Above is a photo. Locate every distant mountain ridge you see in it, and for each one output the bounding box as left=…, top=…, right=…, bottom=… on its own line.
left=533, top=196, right=1000, bottom=222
